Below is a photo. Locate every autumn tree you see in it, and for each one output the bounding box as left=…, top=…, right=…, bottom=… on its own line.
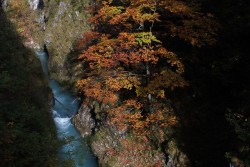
left=77, top=0, right=217, bottom=134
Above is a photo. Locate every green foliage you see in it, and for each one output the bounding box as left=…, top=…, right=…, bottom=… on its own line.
left=135, top=32, right=161, bottom=46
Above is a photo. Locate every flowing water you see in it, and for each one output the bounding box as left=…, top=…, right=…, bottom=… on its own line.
left=36, top=51, right=98, bottom=167
left=28, top=0, right=40, bottom=10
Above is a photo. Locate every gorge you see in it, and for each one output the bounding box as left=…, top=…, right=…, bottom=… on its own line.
left=1, top=0, right=250, bottom=167
left=36, top=51, right=98, bottom=167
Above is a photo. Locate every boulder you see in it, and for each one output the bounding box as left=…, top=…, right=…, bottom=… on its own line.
left=73, top=105, right=95, bottom=137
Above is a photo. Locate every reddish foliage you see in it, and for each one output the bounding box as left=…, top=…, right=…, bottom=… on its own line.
left=77, top=0, right=217, bottom=135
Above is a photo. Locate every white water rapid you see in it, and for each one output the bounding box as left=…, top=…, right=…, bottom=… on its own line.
left=36, top=51, right=98, bottom=167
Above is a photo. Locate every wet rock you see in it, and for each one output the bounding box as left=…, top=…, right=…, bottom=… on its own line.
left=73, top=105, right=95, bottom=137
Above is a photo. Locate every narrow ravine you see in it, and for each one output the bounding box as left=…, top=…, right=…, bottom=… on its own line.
left=36, top=51, right=98, bottom=167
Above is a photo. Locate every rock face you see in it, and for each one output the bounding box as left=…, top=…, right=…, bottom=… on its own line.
left=72, top=105, right=95, bottom=137
left=0, top=8, right=58, bottom=166
left=73, top=100, right=171, bottom=167
left=90, top=127, right=167, bottom=167
left=72, top=98, right=191, bottom=167
left=166, top=141, right=190, bottom=167
left=43, top=0, right=90, bottom=86
left=4, top=1, right=191, bottom=166
left=5, top=0, right=91, bottom=88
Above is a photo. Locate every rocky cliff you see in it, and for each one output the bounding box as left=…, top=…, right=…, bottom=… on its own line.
left=43, top=0, right=90, bottom=87
left=72, top=99, right=190, bottom=167
left=4, top=0, right=90, bottom=90
left=3, top=1, right=192, bottom=166
left=0, top=5, right=58, bottom=166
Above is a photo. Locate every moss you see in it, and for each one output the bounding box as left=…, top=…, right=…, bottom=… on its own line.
left=90, top=126, right=167, bottom=167
left=43, top=0, right=91, bottom=88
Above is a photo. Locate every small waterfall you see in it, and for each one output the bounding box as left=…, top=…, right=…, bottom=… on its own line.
left=28, top=0, right=40, bottom=10
left=40, top=11, right=46, bottom=31
left=27, top=0, right=46, bottom=30
left=229, top=163, right=236, bottom=167
left=35, top=51, right=48, bottom=76
left=1, top=0, right=8, bottom=11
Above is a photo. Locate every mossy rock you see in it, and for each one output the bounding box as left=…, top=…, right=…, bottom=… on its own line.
left=43, top=0, right=91, bottom=87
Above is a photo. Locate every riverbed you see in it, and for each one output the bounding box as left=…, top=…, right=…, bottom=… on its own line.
left=36, top=51, right=98, bottom=167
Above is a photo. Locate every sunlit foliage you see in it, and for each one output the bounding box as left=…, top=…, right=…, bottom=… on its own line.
left=77, top=0, right=217, bottom=135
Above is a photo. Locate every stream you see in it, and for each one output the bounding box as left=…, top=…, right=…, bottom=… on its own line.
left=36, top=51, right=98, bottom=167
